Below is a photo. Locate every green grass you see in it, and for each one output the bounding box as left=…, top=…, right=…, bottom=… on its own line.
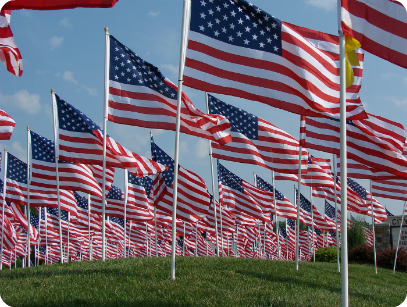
left=0, top=257, right=406, bottom=307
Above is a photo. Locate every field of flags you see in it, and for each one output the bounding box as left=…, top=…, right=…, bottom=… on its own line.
left=1, top=0, right=407, bottom=306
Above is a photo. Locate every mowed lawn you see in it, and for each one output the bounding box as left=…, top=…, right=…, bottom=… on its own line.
left=0, top=257, right=406, bottom=307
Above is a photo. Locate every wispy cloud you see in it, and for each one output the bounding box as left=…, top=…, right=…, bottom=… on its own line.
left=149, top=10, right=160, bottom=17
left=195, top=139, right=208, bottom=159
left=63, top=71, right=78, bottom=84
left=59, top=18, right=72, bottom=28
left=0, top=90, right=42, bottom=114
left=0, top=142, right=27, bottom=163
left=49, top=35, right=64, bottom=50
left=381, top=72, right=397, bottom=79
left=160, top=63, right=178, bottom=76
left=386, top=96, right=407, bottom=110
left=81, top=85, right=97, bottom=96
left=304, top=0, right=336, bottom=11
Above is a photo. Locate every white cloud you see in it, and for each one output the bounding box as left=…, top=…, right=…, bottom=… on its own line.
left=0, top=90, right=42, bottom=114
left=63, top=71, right=78, bottom=84
left=386, top=96, right=407, bottom=110
left=381, top=72, right=397, bottom=79
left=81, top=85, right=97, bottom=96
left=180, top=141, right=189, bottom=155
left=305, top=0, right=336, bottom=11
left=148, top=10, right=160, bottom=17
left=49, top=35, right=64, bottom=50
left=59, top=18, right=72, bottom=28
left=195, top=139, right=208, bottom=159
left=160, top=63, right=178, bottom=75
left=0, top=142, right=27, bottom=163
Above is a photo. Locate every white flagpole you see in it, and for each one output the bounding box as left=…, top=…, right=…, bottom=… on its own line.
left=310, top=186, right=315, bottom=262
left=183, top=223, right=186, bottom=256
left=295, top=145, right=303, bottom=270
left=26, top=126, right=31, bottom=267
left=338, top=0, right=349, bottom=304
left=124, top=170, right=128, bottom=258
left=45, top=209, right=48, bottom=265
left=67, top=213, right=70, bottom=262
left=205, top=92, right=220, bottom=257
left=393, top=201, right=406, bottom=274
left=0, top=149, right=7, bottom=271
left=272, top=171, right=280, bottom=261
left=333, top=154, right=340, bottom=272
left=51, top=89, right=64, bottom=264
left=195, top=221, right=198, bottom=257
left=38, top=208, right=42, bottom=266
left=170, top=0, right=189, bottom=280
left=88, top=194, right=92, bottom=261
left=101, top=27, right=111, bottom=262
left=150, top=131, right=159, bottom=258
left=370, top=180, right=377, bottom=274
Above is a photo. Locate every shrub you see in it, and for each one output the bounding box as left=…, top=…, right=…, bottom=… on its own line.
left=348, top=220, right=366, bottom=249
left=315, top=246, right=340, bottom=263
left=348, top=244, right=374, bottom=264
left=377, top=248, right=407, bottom=273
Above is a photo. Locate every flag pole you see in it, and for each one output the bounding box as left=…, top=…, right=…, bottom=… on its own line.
left=0, top=149, right=7, bottom=271
left=295, top=145, right=303, bottom=270
left=338, top=0, right=349, bottom=304
left=370, top=180, right=377, bottom=274
left=87, top=194, right=92, bottom=261
left=102, top=27, right=111, bottom=262
left=51, top=89, right=64, bottom=264
left=150, top=131, right=158, bottom=258
left=182, top=223, right=186, bottom=256
left=124, top=170, right=128, bottom=258
left=272, top=171, right=280, bottom=261
left=205, top=92, right=219, bottom=257
left=393, top=201, right=406, bottom=274
left=333, top=154, right=340, bottom=272
left=170, top=0, right=189, bottom=280
left=26, top=126, right=31, bottom=267
left=310, top=186, right=315, bottom=262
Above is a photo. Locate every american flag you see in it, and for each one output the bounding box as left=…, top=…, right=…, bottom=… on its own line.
left=0, top=213, right=16, bottom=250
left=0, top=109, right=15, bottom=140
left=0, top=10, right=22, bottom=77
left=371, top=179, right=407, bottom=202
left=7, top=202, right=39, bottom=242
left=341, top=0, right=407, bottom=69
left=385, top=208, right=394, bottom=217
left=184, top=0, right=367, bottom=119
left=88, top=164, right=115, bottom=195
left=208, top=94, right=307, bottom=174
left=218, top=162, right=270, bottom=223
left=301, top=114, right=407, bottom=179
left=108, top=217, right=125, bottom=244
left=73, top=192, right=102, bottom=231
left=325, top=200, right=341, bottom=231
left=127, top=172, right=153, bottom=210
left=151, top=139, right=211, bottom=223
left=5, top=152, right=28, bottom=205
left=108, top=35, right=231, bottom=146
left=255, top=175, right=296, bottom=220
left=336, top=158, right=403, bottom=180
left=30, top=130, right=103, bottom=198
left=55, top=93, right=167, bottom=177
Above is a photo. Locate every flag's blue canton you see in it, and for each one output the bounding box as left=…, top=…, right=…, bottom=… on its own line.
left=279, top=224, right=287, bottom=238
left=39, top=207, right=46, bottom=220
left=7, top=153, right=27, bottom=184
left=385, top=208, right=394, bottom=216
left=328, top=117, right=355, bottom=126
left=0, top=179, right=3, bottom=194
left=364, top=221, right=372, bottom=230
left=190, top=0, right=282, bottom=55
left=325, top=201, right=336, bottom=219
left=38, top=246, right=46, bottom=254
left=47, top=207, right=69, bottom=222
left=30, top=214, right=39, bottom=230
left=31, top=130, right=70, bottom=164
left=329, top=231, right=336, bottom=238
left=107, top=185, right=123, bottom=200
left=74, top=191, right=88, bottom=210
left=218, top=162, right=244, bottom=193
left=178, top=239, right=184, bottom=248
left=313, top=227, right=322, bottom=236
left=109, top=36, right=177, bottom=100
left=128, top=172, right=153, bottom=197
left=110, top=216, right=124, bottom=228
left=347, top=178, right=367, bottom=200
left=296, top=189, right=311, bottom=213
left=256, top=175, right=284, bottom=201
left=208, top=94, right=258, bottom=140
left=56, top=94, right=101, bottom=134
left=151, top=141, right=175, bottom=187
left=287, top=218, right=295, bottom=230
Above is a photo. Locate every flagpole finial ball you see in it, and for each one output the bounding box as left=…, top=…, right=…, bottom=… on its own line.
left=105, top=27, right=108, bottom=33
left=27, top=126, right=29, bottom=130
left=51, top=89, right=54, bottom=93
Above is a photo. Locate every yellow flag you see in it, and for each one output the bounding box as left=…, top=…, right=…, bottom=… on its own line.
left=345, top=35, right=361, bottom=88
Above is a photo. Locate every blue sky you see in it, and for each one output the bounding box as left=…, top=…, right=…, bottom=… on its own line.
left=1, top=0, right=406, bottom=219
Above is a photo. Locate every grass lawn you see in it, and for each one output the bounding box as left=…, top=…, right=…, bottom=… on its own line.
left=0, top=257, right=406, bottom=306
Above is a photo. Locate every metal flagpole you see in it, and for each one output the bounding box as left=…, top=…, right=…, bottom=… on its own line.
left=170, top=0, right=189, bottom=280
left=124, top=170, right=128, bottom=258
left=183, top=223, right=186, bottom=257
left=333, top=154, right=340, bottom=272
left=51, top=90, right=64, bottom=264
left=26, top=126, right=31, bottom=267
left=393, top=201, right=406, bottom=274
left=205, top=92, right=219, bottom=257
left=310, top=186, right=315, bottom=262
left=338, top=1, right=349, bottom=304
left=295, top=144, right=303, bottom=270
left=151, top=132, right=158, bottom=258
left=272, top=171, right=280, bottom=261
left=88, top=195, right=92, bottom=261
left=0, top=149, right=6, bottom=271
left=370, top=180, right=377, bottom=274
left=220, top=204, right=223, bottom=257
left=195, top=221, right=198, bottom=257
left=101, top=27, right=111, bottom=262
left=67, top=213, right=70, bottom=262
left=45, top=209, right=48, bottom=265
left=38, top=207, right=42, bottom=266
